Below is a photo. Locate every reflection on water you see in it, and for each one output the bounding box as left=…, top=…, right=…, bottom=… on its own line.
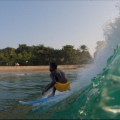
left=0, top=70, right=79, bottom=119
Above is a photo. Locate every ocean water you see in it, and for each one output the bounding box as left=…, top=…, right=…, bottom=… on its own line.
left=0, top=70, right=80, bottom=119
left=1, top=14, right=120, bottom=119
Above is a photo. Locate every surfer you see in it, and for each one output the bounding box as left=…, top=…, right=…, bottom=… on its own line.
left=42, top=62, right=70, bottom=97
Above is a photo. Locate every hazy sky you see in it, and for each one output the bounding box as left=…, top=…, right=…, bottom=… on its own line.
left=0, top=1, right=119, bottom=56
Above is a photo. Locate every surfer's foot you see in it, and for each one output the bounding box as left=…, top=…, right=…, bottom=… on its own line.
left=48, top=93, right=55, bottom=98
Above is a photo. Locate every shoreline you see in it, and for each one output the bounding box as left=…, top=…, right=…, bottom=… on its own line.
left=0, top=64, right=90, bottom=72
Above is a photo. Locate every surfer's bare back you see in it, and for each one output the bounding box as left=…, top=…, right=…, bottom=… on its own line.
left=42, top=62, right=70, bottom=97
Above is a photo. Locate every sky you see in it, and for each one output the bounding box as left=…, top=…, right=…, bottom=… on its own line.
left=0, top=1, right=119, bottom=56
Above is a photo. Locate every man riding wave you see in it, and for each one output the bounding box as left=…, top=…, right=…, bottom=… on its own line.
left=42, top=62, right=70, bottom=97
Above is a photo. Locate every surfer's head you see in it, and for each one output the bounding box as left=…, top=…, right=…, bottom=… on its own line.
left=49, top=62, right=57, bottom=72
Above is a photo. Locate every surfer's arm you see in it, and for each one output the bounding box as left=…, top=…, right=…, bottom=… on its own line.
left=42, top=75, right=56, bottom=95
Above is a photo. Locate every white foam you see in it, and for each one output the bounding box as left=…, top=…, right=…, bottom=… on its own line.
left=71, top=13, right=120, bottom=91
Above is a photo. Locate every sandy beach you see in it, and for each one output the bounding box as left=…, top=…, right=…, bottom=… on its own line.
left=0, top=65, right=89, bottom=72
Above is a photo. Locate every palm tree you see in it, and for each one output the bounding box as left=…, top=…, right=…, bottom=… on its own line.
left=80, top=45, right=88, bottom=52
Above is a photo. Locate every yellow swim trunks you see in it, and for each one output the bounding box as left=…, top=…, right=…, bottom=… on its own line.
left=54, top=82, right=70, bottom=92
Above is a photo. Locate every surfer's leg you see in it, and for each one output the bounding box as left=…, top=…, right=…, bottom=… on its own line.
left=53, top=86, right=56, bottom=94
left=48, top=87, right=56, bottom=98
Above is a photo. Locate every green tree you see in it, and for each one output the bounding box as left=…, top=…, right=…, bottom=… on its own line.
left=62, top=45, right=77, bottom=64
left=0, top=44, right=92, bottom=66
left=80, top=45, right=88, bottom=52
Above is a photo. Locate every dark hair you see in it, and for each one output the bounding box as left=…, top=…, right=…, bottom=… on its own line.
left=50, top=62, right=57, bottom=69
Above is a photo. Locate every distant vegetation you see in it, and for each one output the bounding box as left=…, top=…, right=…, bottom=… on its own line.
left=0, top=44, right=92, bottom=66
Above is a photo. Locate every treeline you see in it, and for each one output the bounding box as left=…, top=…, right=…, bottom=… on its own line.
left=0, top=44, right=92, bottom=66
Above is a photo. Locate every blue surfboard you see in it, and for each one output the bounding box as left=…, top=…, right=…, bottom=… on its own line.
left=19, top=94, right=64, bottom=105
